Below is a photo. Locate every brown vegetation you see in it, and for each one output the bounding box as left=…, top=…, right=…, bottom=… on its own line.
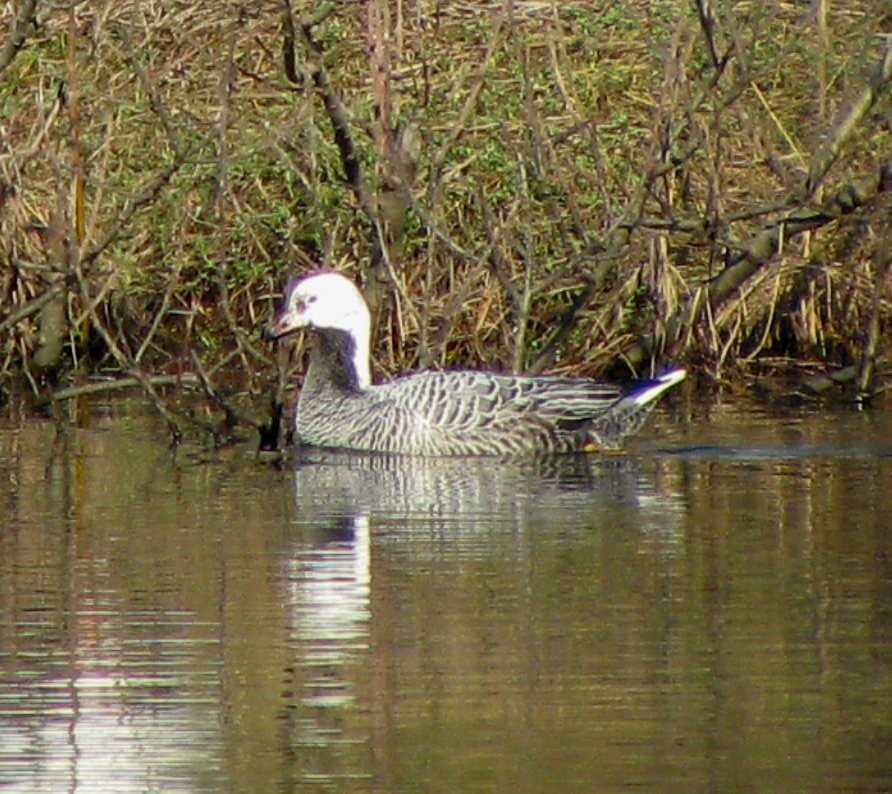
left=0, top=1, right=890, bottom=443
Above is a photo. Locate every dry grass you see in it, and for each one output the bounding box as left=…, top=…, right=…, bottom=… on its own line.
left=0, top=0, right=890, bottom=437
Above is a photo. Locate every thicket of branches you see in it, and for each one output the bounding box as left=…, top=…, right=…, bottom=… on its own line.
left=0, top=1, right=890, bottom=443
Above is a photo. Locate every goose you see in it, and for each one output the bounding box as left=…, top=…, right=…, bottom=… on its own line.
left=264, top=271, right=686, bottom=456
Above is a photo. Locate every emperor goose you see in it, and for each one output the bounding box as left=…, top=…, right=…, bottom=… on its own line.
left=264, top=272, right=685, bottom=456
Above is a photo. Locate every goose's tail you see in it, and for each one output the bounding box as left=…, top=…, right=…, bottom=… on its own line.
left=589, top=367, right=686, bottom=449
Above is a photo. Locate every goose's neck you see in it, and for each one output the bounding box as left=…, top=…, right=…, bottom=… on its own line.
left=305, top=329, right=371, bottom=392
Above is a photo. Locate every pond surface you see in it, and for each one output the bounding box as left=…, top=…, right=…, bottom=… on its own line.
left=0, top=398, right=890, bottom=792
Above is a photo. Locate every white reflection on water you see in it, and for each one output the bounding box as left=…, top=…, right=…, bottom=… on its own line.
left=0, top=606, right=222, bottom=793
left=0, top=628, right=220, bottom=792
left=284, top=513, right=371, bottom=696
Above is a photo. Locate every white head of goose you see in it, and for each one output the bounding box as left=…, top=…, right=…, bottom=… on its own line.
left=265, top=271, right=686, bottom=456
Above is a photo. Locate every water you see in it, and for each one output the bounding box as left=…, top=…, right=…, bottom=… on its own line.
left=0, top=399, right=890, bottom=792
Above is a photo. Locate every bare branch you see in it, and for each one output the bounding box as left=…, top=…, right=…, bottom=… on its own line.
left=619, top=155, right=892, bottom=369
left=805, top=38, right=892, bottom=198
left=0, top=279, right=66, bottom=334
left=48, top=374, right=200, bottom=404
left=0, top=0, right=39, bottom=75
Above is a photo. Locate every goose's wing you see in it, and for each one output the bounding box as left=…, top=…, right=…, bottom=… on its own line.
left=373, top=371, right=623, bottom=443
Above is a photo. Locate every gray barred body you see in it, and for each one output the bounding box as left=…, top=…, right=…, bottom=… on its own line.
left=265, top=272, right=686, bottom=457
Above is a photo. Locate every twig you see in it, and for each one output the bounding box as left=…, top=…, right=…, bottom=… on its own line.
left=135, top=259, right=182, bottom=363
left=527, top=280, right=597, bottom=374
left=800, top=365, right=858, bottom=395
left=857, top=210, right=891, bottom=400
left=712, top=155, right=892, bottom=303
left=71, top=260, right=186, bottom=440
left=48, top=374, right=200, bottom=403
left=79, top=151, right=191, bottom=270
left=297, top=10, right=376, bottom=222
left=427, top=15, right=507, bottom=188
left=692, top=0, right=727, bottom=73
left=805, top=38, right=892, bottom=198
left=188, top=348, right=261, bottom=431
left=0, top=0, right=39, bottom=75
left=0, top=279, right=66, bottom=334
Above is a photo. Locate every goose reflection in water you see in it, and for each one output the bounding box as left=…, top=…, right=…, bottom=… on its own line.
left=285, top=449, right=682, bottom=706
left=285, top=448, right=686, bottom=532
left=278, top=450, right=687, bottom=780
